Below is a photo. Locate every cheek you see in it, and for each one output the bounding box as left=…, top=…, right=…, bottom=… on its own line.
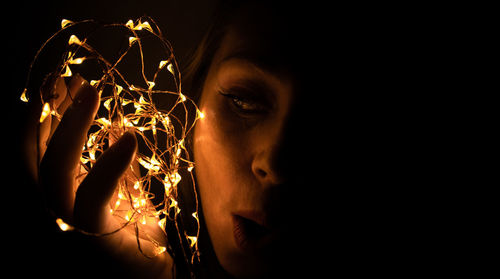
left=193, top=103, right=252, bottom=250
left=194, top=101, right=252, bottom=204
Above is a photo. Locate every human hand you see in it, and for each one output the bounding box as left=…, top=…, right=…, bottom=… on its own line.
left=24, top=74, right=172, bottom=278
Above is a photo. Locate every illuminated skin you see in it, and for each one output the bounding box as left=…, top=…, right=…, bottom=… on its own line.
left=194, top=26, right=297, bottom=277
left=29, top=76, right=172, bottom=278
left=26, top=3, right=305, bottom=279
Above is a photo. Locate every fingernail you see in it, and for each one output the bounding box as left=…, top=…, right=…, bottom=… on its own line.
left=68, top=73, right=84, bottom=91
left=73, top=81, right=96, bottom=106
left=114, top=132, right=137, bottom=151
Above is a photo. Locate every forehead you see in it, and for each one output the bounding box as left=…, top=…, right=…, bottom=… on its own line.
left=214, top=4, right=307, bottom=78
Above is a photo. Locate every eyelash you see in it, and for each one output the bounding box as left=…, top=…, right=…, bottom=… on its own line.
left=219, top=90, right=267, bottom=114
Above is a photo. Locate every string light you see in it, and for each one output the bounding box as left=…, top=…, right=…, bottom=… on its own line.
left=21, top=17, right=202, bottom=265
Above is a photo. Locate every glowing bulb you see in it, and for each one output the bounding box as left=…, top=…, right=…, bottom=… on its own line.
left=90, top=80, right=99, bottom=87
left=89, top=149, right=96, bottom=161
left=68, top=35, right=82, bottom=45
left=103, top=98, right=112, bottom=111
left=138, top=157, right=161, bottom=172
left=197, top=109, right=205, bottom=120
left=167, top=63, right=174, bottom=75
left=158, top=218, right=166, bottom=229
left=159, top=60, right=169, bottom=69
left=129, top=36, right=138, bottom=46
left=56, top=218, right=73, bottom=231
left=80, top=157, right=89, bottom=164
left=23, top=17, right=202, bottom=261
left=115, top=84, right=123, bottom=95
left=154, top=246, right=166, bottom=255
left=68, top=57, right=85, bottom=64
left=179, top=93, right=186, bottom=102
left=61, top=19, right=74, bottom=29
left=125, top=19, right=134, bottom=29
left=20, top=89, right=28, bottom=102
left=136, top=21, right=152, bottom=32
left=96, top=117, right=111, bottom=127
left=39, top=102, right=51, bottom=123
left=187, top=236, right=198, bottom=248
left=61, top=65, right=72, bottom=77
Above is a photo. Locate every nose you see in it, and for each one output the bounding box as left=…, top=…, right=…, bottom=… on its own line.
left=250, top=95, right=308, bottom=187
left=250, top=117, right=299, bottom=186
left=251, top=141, right=286, bottom=186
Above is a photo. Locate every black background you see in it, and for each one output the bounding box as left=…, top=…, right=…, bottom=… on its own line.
left=2, top=1, right=453, bottom=277
left=4, top=1, right=216, bottom=277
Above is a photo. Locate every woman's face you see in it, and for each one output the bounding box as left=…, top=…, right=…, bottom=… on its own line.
left=193, top=7, right=307, bottom=278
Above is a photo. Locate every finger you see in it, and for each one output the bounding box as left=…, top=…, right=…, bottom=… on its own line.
left=38, top=106, right=52, bottom=161
left=50, top=74, right=85, bottom=137
left=40, top=76, right=68, bottom=159
left=74, top=132, right=137, bottom=233
left=40, top=81, right=99, bottom=220
left=48, top=75, right=74, bottom=138
left=22, top=74, right=60, bottom=178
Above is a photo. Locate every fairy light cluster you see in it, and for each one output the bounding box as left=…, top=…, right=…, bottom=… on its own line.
left=21, top=17, right=203, bottom=263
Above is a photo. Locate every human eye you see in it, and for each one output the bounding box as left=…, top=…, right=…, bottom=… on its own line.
left=218, top=86, right=270, bottom=115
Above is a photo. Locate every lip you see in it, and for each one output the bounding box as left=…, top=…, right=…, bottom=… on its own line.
left=234, top=210, right=269, bottom=228
left=232, top=212, right=275, bottom=252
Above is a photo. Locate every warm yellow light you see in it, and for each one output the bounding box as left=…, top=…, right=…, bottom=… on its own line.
left=39, top=103, right=51, bottom=123
left=96, top=117, right=111, bottom=127
left=61, top=65, right=72, bottom=77
left=68, top=35, right=82, bottom=45
left=68, top=57, right=85, bottom=64
left=187, top=236, right=198, bottom=248
left=23, top=16, right=202, bottom=262
left=179, top=93, right=186, bottom=102
left=56, top=218, right=73, bottom=231
left=159, top=60, right=169, bottom=69
left=137, top=21, right=152, bottom=32
left=129, top=36, right=138, bottom=46
left=20, top=88, right=28, bottom=102
left=154, top=246, right=167, bottom=255
left=167, top=63, right=174, bottom=75
left=197, top=110, right=205, bottom=120
left=158, top=218, right=166, bottom=229
left=61, top=19, right=74, bottom=29
left=138, top=157, right=161, bottom=172
left=115, top=84, right=123, bottom=95
left=125, top=19, right=134, bottom=29
left=89, top=149, right=96, bottom=161
left=89, top=80, right=99, bottom=87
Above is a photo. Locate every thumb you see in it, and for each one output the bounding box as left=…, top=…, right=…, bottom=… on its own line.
left=74, top=131, right=137, bottom=233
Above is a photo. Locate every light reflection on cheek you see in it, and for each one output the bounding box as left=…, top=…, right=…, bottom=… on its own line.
left=194, top=95, right=248, bottom=263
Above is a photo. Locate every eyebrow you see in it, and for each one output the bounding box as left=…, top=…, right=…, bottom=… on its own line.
left=220, top=51, right=280, bottom=75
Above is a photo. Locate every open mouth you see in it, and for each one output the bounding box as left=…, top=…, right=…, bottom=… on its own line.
left=232, top=214, right=272, bottom=251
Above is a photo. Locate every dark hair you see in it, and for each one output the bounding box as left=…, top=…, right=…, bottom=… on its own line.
left=170, top=2, right=248, bottom=278
left=173, top=1, right=312, bottom=278
left=181, top=0, right=247, bottom=103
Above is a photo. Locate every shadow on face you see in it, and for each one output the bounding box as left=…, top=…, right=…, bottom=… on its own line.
left=192, top=1, right=323, bottom=278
